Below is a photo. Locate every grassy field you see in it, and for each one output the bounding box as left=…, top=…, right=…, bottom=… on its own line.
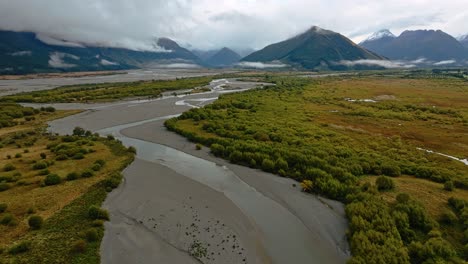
left=0, top=76, right=213, bottom=103
left=0, top=103, right=134, bottom=263
left=166, top=73, right=468, bottom=263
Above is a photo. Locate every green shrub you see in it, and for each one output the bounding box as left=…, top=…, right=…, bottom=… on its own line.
left=3, top=164, right=16, bottom=172
left=1, top=213, right=14, bottom=225
left=91, top=164, right=102, bottom=171
left=28, top=215, right=43, bottom=230
left=127, top=146, right=137, bottom=154
left=73, top=127, right=85, bottom=136
left=26, top=207, right=35, bottom=214
left=261, top=158, right=275, bottom=172
left=106, top=135, right=115, bottom=141
left=71, top=239, right=87, bottom=254
left=441, top=210, right=458, bottom=224
left=15, top=153, right=22, bottom=158
left=66, top=172, right=79, bottom=181
left=376, top=176, right=395, bottom=191
left=38, top=169, right=50, bottom=176
left=44, top=174, right=61, bottom=186
left=444, top=181, right=454, bottom=191
left=94, top=159, right=106, bottom=166
left=396, top=193, right=410, bottom=203
left=0, top=182, right=11, bottom=192
left=32, top=161, right=48, bottom=170
left=84, top=228, right=99, bottom=242
left=88, top=205, right=109, bottom=220
left=92, top=220, right=104, bottom=227
left=56, top=154, right=68, bottom=161
left=73, top=153, right=85, bottom=160
left=40, top=153, right=46, bottom=159
left=8, top=241, right=31, bottom=255
left=81, top=170, right=94, bottom=178
left=195, top=143, right=202, bottom=150
left=0, top=203, right=7, bottom=213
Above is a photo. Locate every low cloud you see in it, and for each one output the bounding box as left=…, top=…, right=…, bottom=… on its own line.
left=100, top=59, right=119, bottom=66
left=8, top=51, right=32, bottom=56
left=337, top=59, right=416, bottom=68
left=236, top=61, right=288, bottom=69
left=48, top=52, right=79, bottom=68
left=159, top=63, right=200, bottom=69
left=37, top=33, right=85, bottom=48
left=433, top=59, right=456, bottom=65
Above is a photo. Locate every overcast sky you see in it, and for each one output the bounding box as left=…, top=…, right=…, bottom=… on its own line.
left=0, top=0, right=467, bottom=51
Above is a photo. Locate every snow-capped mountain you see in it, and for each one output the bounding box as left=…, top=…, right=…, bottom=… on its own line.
left=364, top=29, right=396, bottom=42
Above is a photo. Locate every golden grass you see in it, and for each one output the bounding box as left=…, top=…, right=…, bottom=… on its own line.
left=363, top=176, right=468, bottom=219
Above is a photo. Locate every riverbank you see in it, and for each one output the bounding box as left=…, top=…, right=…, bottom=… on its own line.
left=44, top=78, right=349, bottom=263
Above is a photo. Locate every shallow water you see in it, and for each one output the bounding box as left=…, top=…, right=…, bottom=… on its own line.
left=97, top=118, right=341, bottom=264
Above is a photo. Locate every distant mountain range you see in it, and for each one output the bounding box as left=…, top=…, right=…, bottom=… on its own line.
left=0, top=30, right=201, bottom=74
left=2, top=27, right=468, bottom=74
left=360, top=29, right=468, bottom=63
left=242, top=26, right=384, bottom=70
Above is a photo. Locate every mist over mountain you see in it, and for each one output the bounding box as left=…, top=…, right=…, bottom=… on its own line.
left=361, top=29, right=468, bottom=62
left=242, top=26, right=384, bottom=70
left=205, top=48, right=241, bottom=67
left=0, top=30, right=201, bottom=74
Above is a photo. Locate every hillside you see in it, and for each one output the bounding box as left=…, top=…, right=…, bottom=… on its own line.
left=242, top=26, right=384, bottom=70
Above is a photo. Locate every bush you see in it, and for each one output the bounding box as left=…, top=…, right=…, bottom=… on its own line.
left=1, top=213, right=14, bottom=225
left=8, top=241, right=31, bottom=255
left=73, top=153, right=84, bottom=160
left=28, top=215, right=43, bottom=230
left=195, top=143, right=202, bottom=150
left=32, top=162, right=48, bottom=170
left=444, top=181, right=455, bottom=191
left=84, top=228, right=99, bottom=242
left=71, top=239, right=87, bottom=254
left=261, top=158, right=275, bottom=172
left=127, top=146, right=137, bottom=154
left=3, top=164, right=16, bottom=172
left=376, top=176, right=395, bottom=191
left=106, top=135, right=115, bottom=141
left=0, top=183, right=11, bottom=192
left=396, top=193, right=410, bottom=203
left=66, top=172, right=79, bottom=181
left=44, top=174, right=61, bottom=186
left=94, top=159, right=106, bottom=166
left=441, top=210, right=458, bottom=224
left=91, top=164, right=102, bottom=171
left=81, top=170, right=94, bottom=178
left=92, top=219, right=104, bottom=227
left=38, top=169, right=50, bottom=176
left=56, top=154, right=68, bottom=161
left=15, top=153, right=22, bottom=158
left=0, top=203, right=7, bottom=213
left=73, top=127, right=85, bottom=136
left=88, top=206, right=109, bottom=220
left=40, top=153, right=46, bottom=159
left=300, top=180, right=313, bottom=192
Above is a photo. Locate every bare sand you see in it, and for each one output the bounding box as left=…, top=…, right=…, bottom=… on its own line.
left=43, top=78, right=349, bottom=263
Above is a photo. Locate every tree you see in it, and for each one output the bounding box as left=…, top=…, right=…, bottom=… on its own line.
left=28, top=215, right=43, bottom=230
left=72, top=127, right=85, bottom=136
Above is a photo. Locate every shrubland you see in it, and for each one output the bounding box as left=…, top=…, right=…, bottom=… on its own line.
left=165, top=74, right=468, bottom=263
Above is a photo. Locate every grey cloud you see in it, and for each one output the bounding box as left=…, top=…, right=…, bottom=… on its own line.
left=0, top=0, right=467, bottom=51
left=337, top=60, right=416, bottom=68
left=433, top=60, right=456, bottom=66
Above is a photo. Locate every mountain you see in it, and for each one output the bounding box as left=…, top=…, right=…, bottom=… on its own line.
left=361, top=29, right=468, bottom=61
left=192, top=49, right=219, bottom=61
left=206, top=47, right=241, bottom=67
left=459, top=35, right=468, bottom=48
left=0, top=30, right=201, bottom=74
left=242, top=26, right=384, bottom=70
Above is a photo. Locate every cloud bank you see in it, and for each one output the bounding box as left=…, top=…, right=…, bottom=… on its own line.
left=0, top=0, right=467, bottom=50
